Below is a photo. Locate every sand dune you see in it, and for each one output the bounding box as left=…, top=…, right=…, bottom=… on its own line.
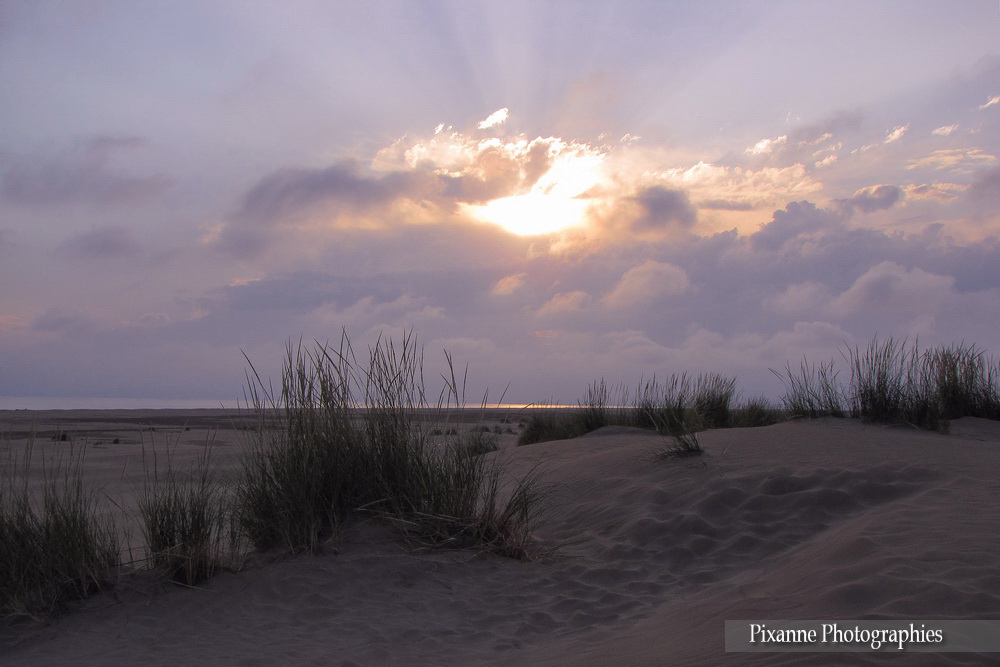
left=4, top=415, right=1000, bottom=665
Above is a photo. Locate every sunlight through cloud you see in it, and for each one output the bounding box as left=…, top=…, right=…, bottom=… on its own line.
left=462, top=143, right=605, bottom=235
left=477, top=108, right=510, bottom=129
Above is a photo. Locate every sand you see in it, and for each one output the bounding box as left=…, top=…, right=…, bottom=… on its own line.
left=2, top=411, right=999, bottom=665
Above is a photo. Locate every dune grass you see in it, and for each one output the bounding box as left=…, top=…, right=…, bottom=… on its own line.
left=1, top=330, right=549, bottom=619
left=654, top=427, right=704, bottom=459
left=5, top=333, right=997, bottom=619
left=518, top=372, right=771, bottom=445
left=238, top=331, right=548, bottom=559
left=774, top=337, right=1000, bottom=431
left=772, top=358, right=847, bottom=419
left=137, top=438, right=239, bottom=586
left=731, top=394, right=783, bottom=428
left=519, top=336, right=1000, bottom=445
left=516, top=408, right=592, bottom=445
left=0, top=442, right=119, bottom=619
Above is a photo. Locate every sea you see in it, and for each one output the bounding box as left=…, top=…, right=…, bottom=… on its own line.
left=0, top=396, right=244, bottom=411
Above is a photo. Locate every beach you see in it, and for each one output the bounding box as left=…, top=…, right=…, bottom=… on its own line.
left=3, top=410, right=1000, bottom=665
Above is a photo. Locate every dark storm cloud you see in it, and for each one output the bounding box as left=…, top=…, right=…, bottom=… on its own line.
left=749, top=200, right=845, bottom=251
left=719, top=202, right=1000, bottom=296
left=60, top=226, right=140, bottom=259
left=1, top=137, right=171, bottom=206
left=836, top=184, right=903, bottom=214
left=219, top=160, right=451, bottom=258
left=588, top=210, right=1000, bottom=361
left=10, top=196, right=1000, bottom=404
left=233, top=161, right=427, bottom=225
left=631, top=186, right=697, bottom=232
left=194, top=265, right=505, bottom=331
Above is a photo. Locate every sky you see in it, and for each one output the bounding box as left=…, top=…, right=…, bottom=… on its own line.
left=1, top=0, right=999, bottom=408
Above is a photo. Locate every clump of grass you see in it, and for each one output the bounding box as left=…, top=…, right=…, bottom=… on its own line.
left=653, top=411, right=705, bottom=459
left=731, top=395, right=783, bottom=427
left=772, top=358, right=847, bottom=418
left=843, top=338, right=991, bottom=431
left=845, top=337, right=918, bottom=424
left=239, top=330, right=549, bottom=560
left=578, top=379, right=630, bottom=432
left=775, top=337, right=1000, bottom=431
left=926, top=343, right=1000, bottom=420
left=238, top=336, right=359, bottom=552
left=462, top=460, right=549, bottom=559
left=520, top=372, right=745, bottom=445
left=457, top=429, right=499, bottom=457
left=137, top=438, right=238, bottom=586
left=516, top=410, right=589, bottom=445
left=637, top=373, right=737, bottom=435
left=634, top=375, right=684, bottom=432
left=843, top=337, right=995, bottom=430
left=0, top=442, right=119, bottom=618
left=693, top=373, right=737, bottom=429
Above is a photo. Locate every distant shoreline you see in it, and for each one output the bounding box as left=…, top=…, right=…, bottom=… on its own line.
left=0, top=405, right=580, bottom=440
left=0, top=397, right=245, bottom=411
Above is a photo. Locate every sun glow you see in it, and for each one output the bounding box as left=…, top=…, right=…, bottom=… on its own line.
left=464, top=150, right=605, bottom=236
left=469, top=193, right=589, bottom=235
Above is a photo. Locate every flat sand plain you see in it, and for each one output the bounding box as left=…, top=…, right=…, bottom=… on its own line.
left=3, top=410, right=1000, bottom=665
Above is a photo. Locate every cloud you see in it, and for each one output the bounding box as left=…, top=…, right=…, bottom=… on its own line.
left=650, top=161, right=821, bottom=213
left=903, top=182, right=965, bottom=203
left=8, top=188, right=1000, bottom=404
left=790, top=112, right=863, bottom=145
left=976, top=95, right=1000, bottom=111
left=883, top=125, right=908, bottom=144
left=750, top=200, right=844, bottom=251
left=1, top=137, right=171, bottom=206
left=233, top=161, right=428, bottom=226
left=477, top=108, right=510, bottom=129
left=765, top=282, right=832, bottom=316
left=697, top=198, right=756, bottom=211
left=813, top=154, right=838, bottom=168
left=836, top=184, right=903, bottom=214
left=247, top=123, right=823, bottom=257
left=745, top=111, right=861, bottom=164
left=855, top=125, right=909, bottom=153
left=492, top=272, right=528, bottom=295
left=906, top=148, right=997, bottom=173
left=746, top=135, right=787, bottom=155
left=211, top=271, right=344, bottom=313
left=829, top=261, right=955, bottom=326
left=602, top=260, right=689, bottom=308
left=32, top=309, right=92, bottom=334
left=539, top=290, right=591, bottom=315
left=438, top=137, right=554, bottom=203
left=932, top=125, right=958, bottom=136
left=216, top=160, right=448, bottom=257
left=630, top=186, right=697, bottom=232
left=308, top=294, right=446, bottom=335
left=60, top=226, right=140, bottom=259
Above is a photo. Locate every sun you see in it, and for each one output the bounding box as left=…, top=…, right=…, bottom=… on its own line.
left=463, top=148, right=604, bottom=236
left=469, top=192, right=591, bottom=236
